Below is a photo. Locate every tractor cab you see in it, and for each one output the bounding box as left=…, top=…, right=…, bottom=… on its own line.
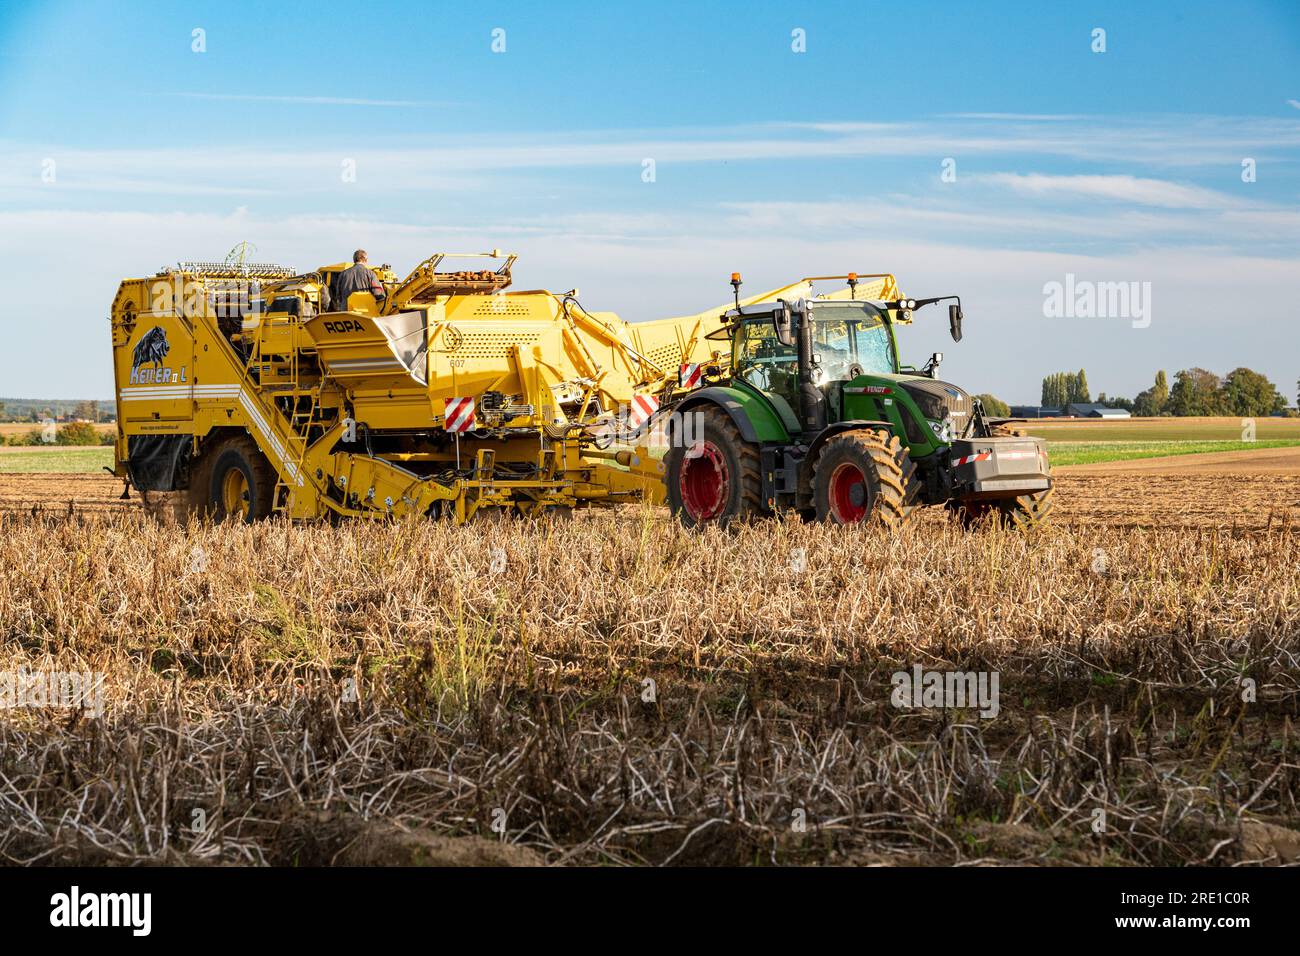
left=712, top=297, right=904, bottom=435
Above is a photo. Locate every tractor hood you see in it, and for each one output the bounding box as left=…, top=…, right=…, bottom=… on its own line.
left=848, top=373, right=973, bottom=426
left=893, top=377, right=973, bottom=429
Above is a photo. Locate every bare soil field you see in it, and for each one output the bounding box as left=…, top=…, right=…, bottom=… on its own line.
left=5, top=446, right=1297, bottom=531
left=0, top=473, right=131, bottom=515
left=1049, top=446, right=1300, bottom=531
left=1053, top=473, right=1299, bottom=531
left=1058, top=444, right=1300, bottom=475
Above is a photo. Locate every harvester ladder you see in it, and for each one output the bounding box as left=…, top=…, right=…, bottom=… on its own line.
left=223, top=311, right=321, bottom=513
left=275, top=390, right=321, bottom=511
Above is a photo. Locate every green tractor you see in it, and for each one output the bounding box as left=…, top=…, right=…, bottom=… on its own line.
left=662, top=275, right=1053, bottom=529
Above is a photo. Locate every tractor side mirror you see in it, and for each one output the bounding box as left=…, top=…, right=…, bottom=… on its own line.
left=948, top=303, right=963, bottom=342
left=773, top=301, right=795, bottom=347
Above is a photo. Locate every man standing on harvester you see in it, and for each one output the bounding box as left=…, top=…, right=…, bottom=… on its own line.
left=329, top=249, right=387, bottom=311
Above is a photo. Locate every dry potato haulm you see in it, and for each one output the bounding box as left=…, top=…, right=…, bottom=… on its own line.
left=0, top=501, right=1295, bottom=870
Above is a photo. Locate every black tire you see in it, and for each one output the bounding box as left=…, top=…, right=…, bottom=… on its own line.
left=999, top=488, right=1054, bottom=530
left=812, top=429, right=917, bottom=528
left=189, top=435, right=277, bottom=523
left=664, top=406, right=763, bottom=528
left=948, top=487, right=1054, bottom=531
left=945, top=499, right=997, bottom=529
left=892, top=433, right=923, bottom=523
left=472, top=505, right=515, bottom=522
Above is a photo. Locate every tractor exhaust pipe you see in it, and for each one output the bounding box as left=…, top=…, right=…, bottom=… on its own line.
left=773, top=298, right=825, bottom=432
left=796, top=304, right=826, bottom=432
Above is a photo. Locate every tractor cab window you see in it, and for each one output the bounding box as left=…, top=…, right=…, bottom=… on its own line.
left=734, top=316, right=800, bottom=414
left=808, top=301, right=896, bottom=380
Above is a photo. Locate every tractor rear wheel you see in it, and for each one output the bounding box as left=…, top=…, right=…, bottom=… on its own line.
left=665, top=406, right=762, bottom=528
left=189, top=435, right=277, bottom=523
left=812, top=429, right=917, bottom=528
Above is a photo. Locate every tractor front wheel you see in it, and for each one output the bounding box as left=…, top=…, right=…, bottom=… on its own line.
left=665, top=406, right=763, bottom=528
left=812, top=429, right=916, bottom=528
left=999, top=488, right=1054, bottom=530
left=948, top=488, right=1054, bottom=530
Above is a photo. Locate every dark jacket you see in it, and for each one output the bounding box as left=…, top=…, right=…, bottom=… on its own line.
left=331, top=262, right=386, bottom=311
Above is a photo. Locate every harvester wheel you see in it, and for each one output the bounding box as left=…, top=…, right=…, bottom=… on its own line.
left=190, top=435, right=277, bottom=523
left=474, top=504, right=520, bottom=522
left=426, top=499, right=454, bottom=521
left=665, top=406, right=762, bottom=528
left=812, top=429, right=916, bottom=528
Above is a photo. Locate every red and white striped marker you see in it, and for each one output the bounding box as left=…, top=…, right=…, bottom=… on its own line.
left=679, top=363, right=703, bottom=389
left=627, top=394, right=659, bottom=429
left=443, top=397, right=476, bottom=433
left=953, top=451, right=991, bottom=467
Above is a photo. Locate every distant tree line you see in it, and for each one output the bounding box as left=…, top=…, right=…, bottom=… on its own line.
left=0, top=398, right=116, bottom=423
left=3, top=422, right=113, bottom=446
left=1030, top=367, right=1292, bottom=417
left=1131, top=367, right=1290, bottom=417
left=1040, top=369, right=1091, bottom=408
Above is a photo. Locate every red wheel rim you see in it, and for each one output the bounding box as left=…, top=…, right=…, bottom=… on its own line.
left=679, top=442, right=729, bottom=521
left=828, top=462, right=870, bottom=523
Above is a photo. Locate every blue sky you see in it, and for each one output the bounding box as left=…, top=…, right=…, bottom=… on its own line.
left=1, top=0, right=1297, bottom=402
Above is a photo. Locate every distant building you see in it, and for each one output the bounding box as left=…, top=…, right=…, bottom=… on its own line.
left=1009, top=405, right=1062, bottom=418
left=1063, top=403, right=1131, bottom=419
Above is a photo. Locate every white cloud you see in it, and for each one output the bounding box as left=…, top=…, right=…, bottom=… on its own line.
left=978, top=173, right=1234, bottom=209
left=4, top=112, right=1298, bottom=203
left=718, top=189, right=1299, bottom=248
